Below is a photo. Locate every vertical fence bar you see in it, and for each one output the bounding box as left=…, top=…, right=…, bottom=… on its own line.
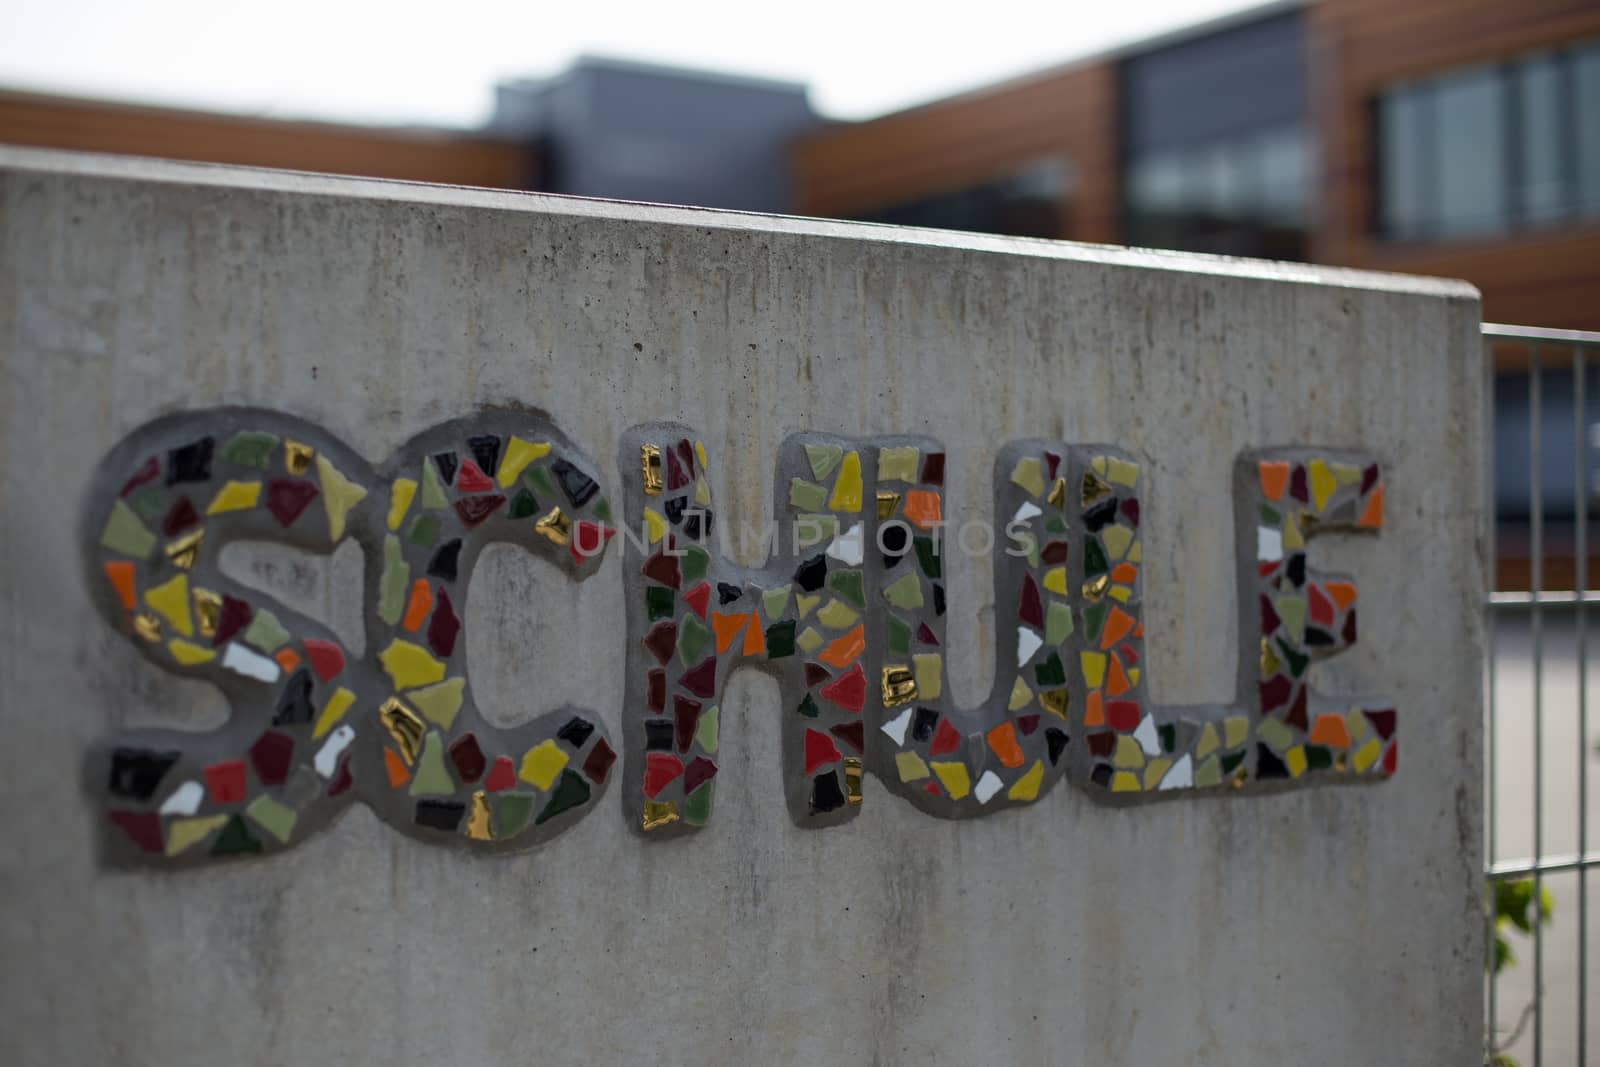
left=1574, top=342, right=1588, bottom=1067
left=1486, top=335, right=1500, bottom=1058
left=1530, top=342, right=1544, bottom=1066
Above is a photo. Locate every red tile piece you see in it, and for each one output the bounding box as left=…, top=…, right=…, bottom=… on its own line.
left=818, top=662, right=865, bottom=713
left=250, top=731, right=295, bottom=786
left=642, top=551, right=681, bottom=589
left=682, top=581, right=711, bottom=621
left=830, top=720, right=865, bottom=753
left=1308, top=583, right=1334, bottom=627
left=302, top=639, right=344, bottom=682
left=428, top=588, right=461, bottom=658
left=684, top=755, right=718, bottom=793
left=161, top=496, right=199, bottom=537
left=205, top=759, right=247, bottom=804
left=452, top=494, right=505, bottom=528
left=449, top=734, right=486, bottom=782
left=674, top=696, right=702, bottom=753
left=1018, top=574, right=1044, bottom=628
left=1258, top=675, right=1292, bottom=714
left=120, top=455, right=159, bottom=497
left=569, top=522, right=615, bottom=565
left=643, top=752, right=684, bottom=797
left=679, top=657, right=719, bottom=698
left=1106, top=700, right=1141, bottom=732
left=455, top=459, right=495, bottom=493
left=582, top=739, right=616, bottom=784
left=213, top=596, right=253, bottom=647
left=265, top=479, right=320, bottom=527
left=484, top=755, right=517, bottom=792
left=643, top=622, right=678, bottom=665
left=930, top=718, right=961, bottom=756
left=915, top=623, right=940, bottom=646
left=804, top=729, right=841, bottom=775
left=803, top=662, right=832, bottom=688
left=108, top=811, right=164, bottom=854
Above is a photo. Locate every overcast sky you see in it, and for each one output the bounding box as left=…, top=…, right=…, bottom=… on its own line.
left=0, top=0, right=1262, bottom=127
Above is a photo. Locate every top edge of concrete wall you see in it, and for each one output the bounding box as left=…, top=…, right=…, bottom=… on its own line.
left=0, top=146, right=1481, bottom=305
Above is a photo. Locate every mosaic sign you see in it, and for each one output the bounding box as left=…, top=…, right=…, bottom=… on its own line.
left=84, top=409, right=1395, bottom=863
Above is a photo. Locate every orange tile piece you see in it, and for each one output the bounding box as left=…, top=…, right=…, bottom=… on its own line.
left=1111, top=563, right=1138, bottom=584
left=819, top=623, right=866, bottom=669
left=987, top=721, right=1025, bottom=768
left=1105, top=655, right=1131, bottom=697
left=401, top=578, right=434, bottom=632
left=274, top=648, right=301, bottom=673
left=384, top=747, right=411, bottom=788
left=1309, top=713, right=1352, bottom=749
left=1358, top=485, right=1384, bottom=528
left=742, top=615, right=766, bottom=656
left=104, top=560, right=137, bottom=610
left=903, top=490, right=942, bottom=529
left=1100, top=605, right=1136, bottom=651
left=1326, top=581, right=1358, bottom=613
left=1259, top=460, right=1290, bottom=501
left=1084, top=690, right=1105, bottom=726
left=1134, top=623, right=1144, bottom=638
left=711, top=611, right=749, bottom=655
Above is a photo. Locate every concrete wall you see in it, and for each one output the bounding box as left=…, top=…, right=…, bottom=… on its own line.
left=0, top=148, right=1484, bottom=1065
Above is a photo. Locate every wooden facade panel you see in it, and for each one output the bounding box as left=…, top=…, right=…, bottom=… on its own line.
left=0, top=91, right=536, bottom=190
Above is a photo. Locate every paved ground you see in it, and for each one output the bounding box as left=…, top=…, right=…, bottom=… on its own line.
left=1487, top=608, right=1600, bottom=1065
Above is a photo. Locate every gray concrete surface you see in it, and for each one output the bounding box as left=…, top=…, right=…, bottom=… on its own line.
left=0, top=148, right=1484, bottom=1065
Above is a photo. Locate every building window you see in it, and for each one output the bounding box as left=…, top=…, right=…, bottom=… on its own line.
left=1376, top=38, right=1600, bottom=242
left=859, top=159, right=1073, bottom=240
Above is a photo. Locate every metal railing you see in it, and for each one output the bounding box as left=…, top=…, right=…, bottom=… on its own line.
left=1483, top=322, right=1600, bottom=1066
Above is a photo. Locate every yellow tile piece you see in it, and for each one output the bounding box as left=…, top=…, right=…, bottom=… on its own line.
left=694, top=477, right=711, bottom=507
left=1286, top=746, right=1308, bottom=778
left=1106, top=458, right=1140, bottom=487
left=1009, top=456, right=1046, bottom=498
left=1332, top=461, right=1361, bottom=486
left=378, top=639, right=446, bottom=690
left=1047, top=477, right=1067, bottom=509
left=1109, top=586, right=1131, bottom=603
left=145, top=573, right=193, bottom=636
left=1352, top=737, right=1382, bottom=773
left=313, top=686, right=357, bottom=739
left=795, top=594, right=821, bottom=619
left=643, top=508, right=667, bottom=544
left=1223, top=715, right=1250, bottom=749
left=205, top=479, right=261, bottom=515
left=1282, top=511, right=1305, bottom=551
left=316, top=455, right=368, bottom=541
left=694, top=440, right=708, bottom=470
left=1038, top=688, right=1070, bottom=718
left=895, top=750, right=930, bottom=782
left=168, top=639, right=215, bottom=665
left=1308, top=459, right=1336, bottom=512
left=913, top=653, right=942, bottom=701
left=498, top=436, right=551, bottom=488
left=797, top=627, right=825, bottom=654
left=1143, top=757, right=1173, bottom=789
left=1008, top=760, right=1045, bottom=802
left=1091, top=456, right=1108, bottom=476
left=931, top=761, right=971, bottom=800
left=1102, top=525, right=1134, bottom=561
left=1128, top=541, right=1142, bottom=563
left=1196, top=722, right=1220, bottom=758
left=388, top=478, right=418, bottom=530
left=519, top=740, right=569, bottom=790
left=877, top=446, right=920, bottom=483
left=1347, top=707, right=1370, bottom=739
left=1114, top=735, right=1145, bottom=769
left=1043, top=567, right=1068, bottom=595
left=410, top=677, right=466, bottom=729
left=165, top=815, right=227, bottom=857
left=828, top=451, right=863, bottom=512
left=1111, top=771, right=1142, bottom=792
left=1008, top=675, right=1033, bottom=711
left=816, top=599, right=858, bottom=629
left=1261, top=638, right=1281, bottom=677
left=1080, top=651, right=1107, bottom=688
left=1128, top=668, right=1141, bottom=688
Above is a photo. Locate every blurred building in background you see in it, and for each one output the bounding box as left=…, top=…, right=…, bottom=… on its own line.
left=2, top=0, right=1596, bottom=584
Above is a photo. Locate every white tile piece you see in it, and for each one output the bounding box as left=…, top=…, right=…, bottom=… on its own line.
left=222, top=641, right=280, bottom=683
left=158, top=780, right=204, bottom=816
left=314, top=725, right=356, bottom=779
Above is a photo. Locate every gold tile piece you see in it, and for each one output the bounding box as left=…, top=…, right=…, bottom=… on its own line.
left=1047, top=477, right=1067, bottom=509
left=379, top=697, right=425, bottom=764
left=1260, top=637, right=1280, bottom=677
left=1038, top=688, right=1070, bottom=718
left=881, top=665, right=917, bottom=707
left=844, top=757, right=863, bottom=804
left=285, top=439, right=314, bottom=476
left=1082, top=471, right=1114, bottom=507
left=132, top=612, right=161, bottom=642
left=1081, top=573, right=1110, bottom=602
left=165, top=528, right=204, bottom=570
left=1231, top=768, right=1248, bottom=789
left=875, top=490, right=900, bottom=520
left=640, top=444, right=664, bottom=496
left=192, top=588, right=222, bottom=640
left=466, top=791, right=494, bottom=841
left=535, top=506, right=572, bottom=545
left=642, top=799, right=680, bottom=830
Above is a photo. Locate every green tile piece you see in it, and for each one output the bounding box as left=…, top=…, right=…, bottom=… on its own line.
left=695, top=705, right=719, bottom=752
left=914, top=536, right=941, bottom=579
left=796, top=514, right=837, bottom=546
left=1220, top=750, right=1246, bottom=775
left=789, top=478, right=827, bottom=512
left=128, top=486, right=166, bottom=523
left=1305, top=744, right=1333, bottom=770
left=526, top=466, right=557, bottom=499
left=1275, top=595, right=1306, bottom=643
left=1158, top=723, right=1176, bottom=754
left=1084, top=537, right=1109, bottom=578
left=378, top=534, right=408, bottom=626
left=830, top=569, right=865, bottom=608
left=407, top=513, right=441, bottom=547
left=1194, top=755, right=1222, bottom=788
left=509, top=488, right=539, bottom=519
left=762, top=585, right=791, bottom=619
left=222, top=431, right=278, bottom=469
left=496, top=792, right=536, bottom=838
left=682, top=546, right=710, bottom=583
left=1256, top=717, right=1294, bottom=752
left=886, top=615, right=911, bottom=656
left=1082, top=601, right=1108, bottom=643
left=243, top=608, right=290, bottom=652
left=593, top=496, right=612, bottom=523
left=535, top=770, right=592, bottom=824
left=683, top=781, right=713, bottom=825
left=211, top=814, right=264, bottom=855
left=1046, top=600, right=1074, bottom=646
left=1260, top=503, right=1282, bottom=525
left=409, top=732, right=456, bottom=796
left=1275, top=636, right=1310, bottom=678
left=100, top=499, right=157, bottom=559
left=882, top=572, right=921, bottom=610
left=647, top=586, right=676, bottom=621
left=679, top=613, right=711, bottom=666
left=766, top=620, right=796, bottom=659
left=797, top=693, right=819, bottom=718
left=244, top=794, right=297, bottom=844
left=420, top=459, right=448, bottom=508
left=1035, top=652, right=1066, bottom=687
left=805, top=443, right=843, bottom=481
left=1045, top=515, right=1068, bottom=534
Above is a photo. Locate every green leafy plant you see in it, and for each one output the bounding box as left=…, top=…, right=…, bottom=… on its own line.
left=1487, top=877, right=1554, bottom=1066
